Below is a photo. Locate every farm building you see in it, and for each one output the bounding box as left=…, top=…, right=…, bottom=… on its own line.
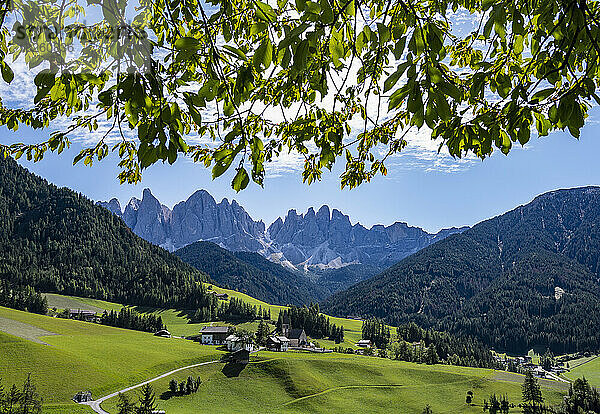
left=200, top=326, right=230, bottom=345
left=226, top=334, right=255, bottom=352
left=356, top=339, right=373, bottom=348
left=154, top=329, right=171, bottom=338
left=266, top=336, right=290, bottom=352
left=212, top=292, right=229, bottom=300
left=73, top=391, right=92, bottom=403
left=68, top=309, right=97, bottom=322
left=287, top=329, right=308, bottom=348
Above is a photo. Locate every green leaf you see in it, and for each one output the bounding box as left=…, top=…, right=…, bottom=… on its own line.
left=319, top=0, right=333, bottom=24
left=255, top=1, right=276, bottom=22
left=253, top=38, right=273, bottom=70
left=530, top=88, right=554, bottom=103
left=383, top=62, right=409, bottom=93
left=329, top=33, right=344, bottom=68
left=174, top=37, right=200, bottom=50
left=1, top=63, right=14, bottom=83
left=250, top=22, right=268, bottom=35
left=232, top=167, right=250, bottom=191
left=222, top=45, right=248, bottom=61
left=377, top=23, right=390, bottom=44
left=429, top=66, right=443, bottom=84
left=212, top=148, right=235, bottom=178
left=34, top=86, right=52, bottom=104
left=293, top=39, right=310, bottom=72
left=305, top=1, right=321, bottom=13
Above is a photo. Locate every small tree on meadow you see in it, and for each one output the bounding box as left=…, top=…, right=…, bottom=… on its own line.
left=522, top=371, right=544, bottom=413
left=137, top=384, right=157, bottom=414
left=185, top=376, right=194, bottom=395
left=19, top=374, right=42, bottom=414
left=500, top=395, right=510, bottom=413
left=168, top=379, right=178, bottom=394
left=3, top=384, right=22, bottom=413
left=489, top=393, right=500, bottom=414
left=256, top=320, right=270, bottom=346
left=116, top=393, right=136, bottom=414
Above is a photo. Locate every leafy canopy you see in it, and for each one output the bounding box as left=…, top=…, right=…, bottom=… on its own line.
left=0, top=0, right=599, bottom=190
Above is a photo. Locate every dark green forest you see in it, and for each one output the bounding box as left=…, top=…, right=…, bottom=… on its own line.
left=0, top=156, right=211, bottom=308
left=277, top=304, right=344, bottom=343
left=175, top=241, right=327, bottom=305
left=323, top=187, right=600, bottom=354
left=191, top=296, right=271, bottom=322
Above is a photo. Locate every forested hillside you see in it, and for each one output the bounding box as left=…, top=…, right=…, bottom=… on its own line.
left=175, top=241, right=328, bottom=305
left=323, top=187, right=600, bottom=354
left=0, top=156, right=210, bottom=307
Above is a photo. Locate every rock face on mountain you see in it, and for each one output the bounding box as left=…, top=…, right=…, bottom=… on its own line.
left=98, top=189, right=465, bottom=269
left=169, top=190, right=266, bottom=253
left=100, top=189, right=268, bottom=253
left=267, top=207, right=466, bottom=268
left=96, top=198, right=122, bottom=217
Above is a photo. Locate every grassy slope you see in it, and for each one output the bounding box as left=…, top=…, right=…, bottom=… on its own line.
left=9, top=293, right=582, bottom=413
left=101, top=352, right=567, bottom=414
left=0, top=307, right=223, bottom=413
left=44, top=288, right=365, bottom=346
left=565, top=356, right=600, bottom=387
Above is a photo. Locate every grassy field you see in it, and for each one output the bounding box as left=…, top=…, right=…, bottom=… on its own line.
left=101, top=352, right=568, bottom=414
left=0, top=303, right=574, bottom=414
left=565, top=356, right=600, bottom=387
left=43, top=294, right=123, bottom=313
left=5, top=287, right=590, bottom=414
left=42, top=290, right=366, bottom=347
left=0, top=306, right=224, bottom=413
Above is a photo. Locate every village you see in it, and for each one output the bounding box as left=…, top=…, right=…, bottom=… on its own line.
left=60, top=303, right=588, bottom=387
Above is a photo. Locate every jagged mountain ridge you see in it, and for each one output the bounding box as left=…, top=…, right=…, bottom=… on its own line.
left=98, top=189, right=467, bottom=270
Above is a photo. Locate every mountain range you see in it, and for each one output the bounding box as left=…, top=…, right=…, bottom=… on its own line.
left=98, top=189, right=467, bottom=272
left=322, top=187, right=600, bottom=354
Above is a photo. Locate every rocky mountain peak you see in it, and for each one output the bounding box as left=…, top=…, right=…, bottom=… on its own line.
left=96, top=198, right=122, bottom=217
left=99, top=189, right=466, bottom=269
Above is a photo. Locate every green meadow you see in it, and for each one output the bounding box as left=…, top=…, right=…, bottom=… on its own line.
left=0, top=306, right=223, bottom=413
left=565, top=356, right=600, bottom=388
left=43, top=290, right=365, bottom=346
left=2, top=291, right=587, bottom=414
left=101, top=352, right=568, bottom=414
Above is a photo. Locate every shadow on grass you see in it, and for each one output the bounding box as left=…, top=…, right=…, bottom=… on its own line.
left=222, top=362, right=247, bottom=378
left=130, top=306, right=197, bottom=321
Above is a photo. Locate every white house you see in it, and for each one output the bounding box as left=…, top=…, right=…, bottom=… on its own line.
left=200, top=326, right=230, bottom=345
left=356, top=339, right=373, bottom=348
left=266, top=336, right=290, bottom=352
left=226, top=334, right=255, bottom=352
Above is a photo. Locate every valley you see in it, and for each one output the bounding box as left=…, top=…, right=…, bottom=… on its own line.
left=0, top=298, right=569, bottom=414
left=1, top=156, right=600, bottom=413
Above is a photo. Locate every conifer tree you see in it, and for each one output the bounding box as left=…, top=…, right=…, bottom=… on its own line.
left=522, top=371, right=544, bottom=412
left=137, top=384, right=157, bottom=414
left=117, top=393, right=136, bottom=414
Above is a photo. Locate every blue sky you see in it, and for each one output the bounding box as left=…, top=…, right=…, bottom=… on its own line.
left=4, top=106, right=599, bottom=233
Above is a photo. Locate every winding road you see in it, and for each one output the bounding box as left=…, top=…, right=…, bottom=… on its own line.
left=81, top=360, right=219, bottom=414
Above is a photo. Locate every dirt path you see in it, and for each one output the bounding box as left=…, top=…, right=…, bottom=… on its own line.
left=81, top=360, right=219, bottom=414
left=283, top=384, right=406, bottom=406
